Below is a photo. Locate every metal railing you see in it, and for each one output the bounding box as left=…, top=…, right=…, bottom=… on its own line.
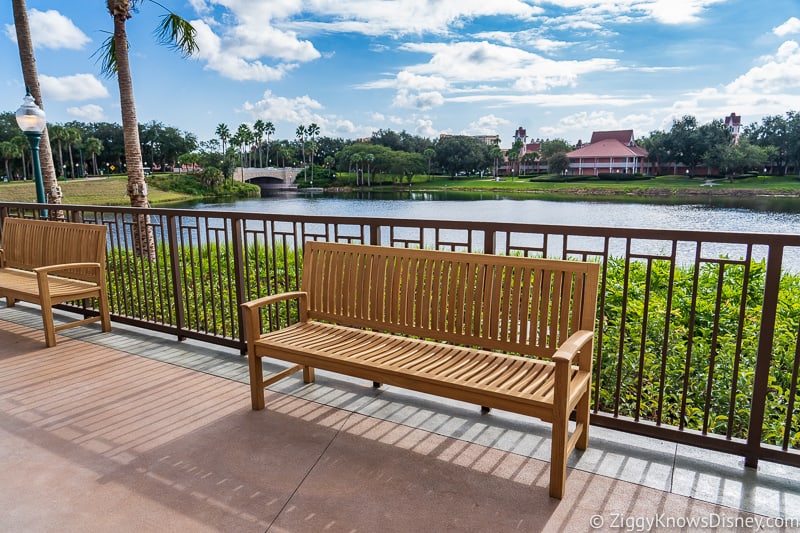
left=1, top=201, right=798, bottom=470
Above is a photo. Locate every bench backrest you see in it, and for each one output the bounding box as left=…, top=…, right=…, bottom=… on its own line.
left=0, top=218, right=107, bottom=282
left=301, top=241, right=600, bottom=359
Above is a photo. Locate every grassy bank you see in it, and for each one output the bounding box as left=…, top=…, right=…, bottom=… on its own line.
left=0, top=174, right=260, bottom=206
left=410, top=174, right=800, bottom=200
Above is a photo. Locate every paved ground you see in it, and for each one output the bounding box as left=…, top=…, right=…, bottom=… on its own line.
left=1, top=305, right=798, bottom=532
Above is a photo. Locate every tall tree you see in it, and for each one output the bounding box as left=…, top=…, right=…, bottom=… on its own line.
left=307, top=122, right=320, bottom=184
left=101, top=0, right=197, bottom=258
left=215, top=123, right=230, bottom=157
left=11, top=0, right=60, bottom=205
left=235, top=123, right=252, bottom=167
left=84, top=137, right=104, bottom=175
left=11, top=135, right=28, bottom=180
left=507, top=139, right=524, bottom=178
left=49, top=125, right=66, bottom=178
left=263, top=121, right=275, bottom=166
left=423, top=148, right=436, bottom=181
left=253, top=119, right=266, bottom=167
left=65, top=127, right=81, bottom=178
left=295, top=125, right=307, bottom=171
left=0, top=141, right=21, bottom=181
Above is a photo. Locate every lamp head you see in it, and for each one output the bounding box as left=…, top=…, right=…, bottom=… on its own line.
left=16, top=89, right=46, bottom=134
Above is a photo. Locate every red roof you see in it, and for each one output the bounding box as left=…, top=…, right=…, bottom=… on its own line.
left=590, top=130, right=635, bottom=145
left=566, top=139, right=648, bottom=158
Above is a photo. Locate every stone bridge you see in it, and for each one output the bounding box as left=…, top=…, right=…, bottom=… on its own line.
left=234, top=167, right=303, bottom=189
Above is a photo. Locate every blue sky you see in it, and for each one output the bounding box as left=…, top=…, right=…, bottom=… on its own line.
left=2, top=1, right=799, bottom=147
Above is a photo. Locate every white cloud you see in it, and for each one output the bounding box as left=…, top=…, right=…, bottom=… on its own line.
left=4, top=9, right=90, bottom=50
left=643, top=0, right=725, bottom=25
left=727, top=41, right=800, bottom=93
left=465, top=114, right=509, bottom=135
left=774, top=17, right=800, bottom=37
left=414, top=119, right=438, bottom=138
left=242, top=90, right=325, bottom=126
left=191, top=19, right=306, bottom=81
left=392, top=89, right=445, bottom=110
left=284, top=0, right=543, bottom=36
left=40, top=74, right=110, bottom=101
left=366, top=40, right=618, bottom=107
left=660, top=40, right=800, bottom=127
left=537, top=110, right=657, bottom=141
left=66, top=104, right=105, bottom=121
left=334, top=119, right=356, bottom=134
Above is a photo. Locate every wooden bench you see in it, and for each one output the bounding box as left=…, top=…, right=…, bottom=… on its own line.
left=0, top=218, right=111, bottom=347
left=242, top=241, right=600, bottom=498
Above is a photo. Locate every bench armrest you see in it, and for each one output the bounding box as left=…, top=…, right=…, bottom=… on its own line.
left=241, top=291, right=309, bottom=344
left=241, top=291, right=308, bottom=312
left=552, top=329, right=594, bottom=370
left=0, top=248, right=5, bottom=268
left=33, top=262, right=104, bottom=278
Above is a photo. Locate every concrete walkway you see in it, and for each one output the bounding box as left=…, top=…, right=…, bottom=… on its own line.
left=1, top=305, right=798, bottom=532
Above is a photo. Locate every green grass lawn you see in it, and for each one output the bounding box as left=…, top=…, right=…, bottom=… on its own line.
left=0, top=174, right=259, bottom=206
left=412, top=174, right=800, bottom=198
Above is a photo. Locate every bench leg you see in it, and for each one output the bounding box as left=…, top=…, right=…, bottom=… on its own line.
left=303, top=366, right=315, bottom=383
left=249, top=354, right=265, bottom=410
left=98, top=291, right=112, bottom=333
left=40, top=304, right=57, bottom=347
left=576, top=387, right=591, bottom=450
left=550, top=413, right=568, bottom=499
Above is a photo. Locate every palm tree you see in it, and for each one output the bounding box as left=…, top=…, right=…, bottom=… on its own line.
left=295, top=125, right=307, bottom=171
left=84, top=137, right=104, bottom=175
left=253, top=119, right=265, bottom=167
left=65, top=127, right=81, bottom=178
left=11, top=0, right=60, bottom=204
left=11, top=135, right=29, bottom=180
left=507, top=139, right=523, bottom=179
left=215, top=123, right=230, bottom=157
left=488, top=144, right=502, bottom=178
left=235, top=123, right=252, bottom=167
left=364, top=153, right=374, bottom=187
left=306, top=123, right=320, bottom=184
left=423, top=148, right=435, bottom=181
left=263, top=121, right=275, bottom=166
left=1, top=142, right=21, bottom=182
left=101, top=0, right=197, bottom=258
left=49, top=125, right=66, bottom=178
left=350, top=153, right=362, bottom=186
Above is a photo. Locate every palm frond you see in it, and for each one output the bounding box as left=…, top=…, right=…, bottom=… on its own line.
left=92, top=33, right=119, bottom=78
left=155, top=13, right=198, bottom=57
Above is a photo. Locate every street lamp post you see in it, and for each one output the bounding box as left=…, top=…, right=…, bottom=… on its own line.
left=15, top=89, right=47, bottom=216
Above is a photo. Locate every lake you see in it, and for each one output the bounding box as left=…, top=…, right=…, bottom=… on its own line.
left=186, top=190, right=800, bottom=235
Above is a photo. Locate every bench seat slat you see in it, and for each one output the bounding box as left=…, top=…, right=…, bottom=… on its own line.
left=255, top=321, right=585, bottom=409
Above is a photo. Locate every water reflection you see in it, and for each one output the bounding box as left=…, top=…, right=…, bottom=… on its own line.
left=187, top=190, right=800, bottom=235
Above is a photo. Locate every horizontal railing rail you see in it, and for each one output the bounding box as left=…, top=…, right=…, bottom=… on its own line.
left=1, top=201, right=798, bottom=470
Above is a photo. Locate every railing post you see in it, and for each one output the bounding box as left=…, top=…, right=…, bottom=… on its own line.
left=167, top=214, right=187, bottom=341
left=484, top=226, right=496, bottom=255
left=745, top=243, right=783, bottom=467
left=231, top=217, right=248, bottom=354
left=369, top=224, right=380, bottom=246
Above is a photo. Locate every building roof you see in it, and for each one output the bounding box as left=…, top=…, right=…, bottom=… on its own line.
left=590, top=130, right=635, bottom=145
left=724, top=113, right=741, bottom=127
left=566, top=138, right=648, bottom=158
